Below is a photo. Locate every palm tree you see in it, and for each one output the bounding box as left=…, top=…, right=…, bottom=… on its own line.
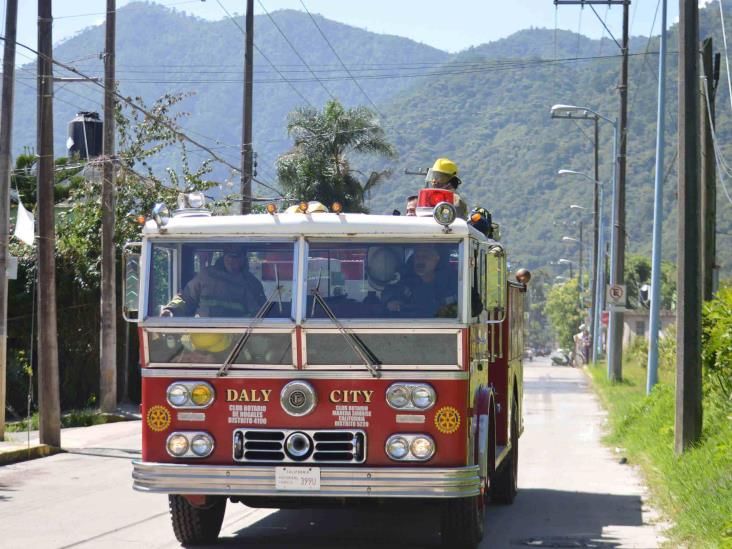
left=276, top=100, right=397, bottom=212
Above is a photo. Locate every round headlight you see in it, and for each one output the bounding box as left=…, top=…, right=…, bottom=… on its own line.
left=410, top=436, right=435, bottom=460
left=167, top=384, right=190, bottom=407
left=386, top=436, right=410, bottom=460
left=386, top=384, right=410, bottom=409
left=167, top=434, right=189, bottom=457
left=433, top=202, right=456, bottom=226
left=190, top=434, right=214, bottom=457
left=190, top=384, right=213, bottom=407
left=411, top=385, right=436, bottom=410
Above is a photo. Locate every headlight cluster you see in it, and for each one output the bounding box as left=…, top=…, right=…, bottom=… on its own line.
left=385, top=434, right=435, bottom=461
left=385, top=383, right=436, bottom=411
left=166, top=381, right=215, bottom=408
left=166, top=431, right=215, bottom=458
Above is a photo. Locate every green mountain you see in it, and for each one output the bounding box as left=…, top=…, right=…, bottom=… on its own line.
left=9, top=2, right=732, bottom=277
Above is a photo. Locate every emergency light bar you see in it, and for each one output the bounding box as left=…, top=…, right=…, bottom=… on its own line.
left=416, top=189, right=455, bottom=218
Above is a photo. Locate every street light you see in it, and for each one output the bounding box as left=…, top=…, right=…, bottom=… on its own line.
left=557, top=169, right=608, bottom=366
left=551, top=104, right=622, bottom=381
left=558, top=258, right=575, bottom=278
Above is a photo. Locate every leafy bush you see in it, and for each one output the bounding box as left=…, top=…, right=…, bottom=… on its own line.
left=701, top=287, right=732, bottom=408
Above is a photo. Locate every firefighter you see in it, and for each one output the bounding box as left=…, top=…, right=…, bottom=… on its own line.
left=161, top=244, right=266, bottom=318
left=425, top=157, right=467, bottom=217
left=383, top=245, right=458, bottom=318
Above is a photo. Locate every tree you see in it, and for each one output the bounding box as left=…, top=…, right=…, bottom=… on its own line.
left=624, top=253, right=676, bottom=310
left=276, top=100, right=397, bottom=212
left=544, top=279, right=583, bottom=350
left=524, top=269, right=552, bottom=352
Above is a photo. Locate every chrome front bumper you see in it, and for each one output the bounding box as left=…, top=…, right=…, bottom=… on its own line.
left=132, top=461, right=480, bottom=498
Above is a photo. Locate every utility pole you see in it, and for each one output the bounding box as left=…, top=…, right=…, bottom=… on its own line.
left=240, top=0, right=254, bottom=214
left=553, top=0, right=629, bottom=379
left=0, top=0, right=18, bottom=441
left=676, top=0, right=702, bottom=454
left=100, top=0, right=117, bottom=413
left=579, top=220, right=584, bottom=303
left=700, top=37, right=719, bottom=301
left=608, top=0, right=630, bottom=382
left=37, top=0, right=60, bottom=446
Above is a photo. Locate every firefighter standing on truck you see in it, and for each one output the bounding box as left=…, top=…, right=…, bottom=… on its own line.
left=426, top=158, right=468, bottom=218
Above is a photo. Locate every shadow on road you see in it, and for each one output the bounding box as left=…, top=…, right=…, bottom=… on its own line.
left=195, top=489, right=645, bottom=548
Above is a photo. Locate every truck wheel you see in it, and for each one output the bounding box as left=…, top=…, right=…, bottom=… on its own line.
left=169, top=495, right=226, bottom=546
left=490, top=396, right=519, bottom=504
left=440, top=494, right=484, bottom=548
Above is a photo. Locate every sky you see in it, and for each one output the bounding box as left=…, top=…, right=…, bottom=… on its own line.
left=1, top=0, right=698, bottom=66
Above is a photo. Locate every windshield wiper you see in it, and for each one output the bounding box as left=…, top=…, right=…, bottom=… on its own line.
left=310, top=276, right=381, bottom=378
left=218, top=266, right=283, bottom=377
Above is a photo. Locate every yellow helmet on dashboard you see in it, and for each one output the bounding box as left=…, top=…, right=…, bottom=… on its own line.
left=190, top=333, right=232, bottom=353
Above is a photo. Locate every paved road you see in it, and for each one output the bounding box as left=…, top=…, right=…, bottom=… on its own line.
left=0, top=359, right=664, bottom=548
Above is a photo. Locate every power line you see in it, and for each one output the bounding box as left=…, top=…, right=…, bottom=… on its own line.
left=53, top=0, right=202, bottom=20
left=213, top=0, right=314, bottom=107
left=257, top=0, right=336, bottom=101
left=0, top=33, right=283, bottom=197
left=299, top=0, right=383, bottom=116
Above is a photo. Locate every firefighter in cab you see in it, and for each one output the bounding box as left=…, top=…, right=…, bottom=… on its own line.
left=425, top=158, right=467, bottom=218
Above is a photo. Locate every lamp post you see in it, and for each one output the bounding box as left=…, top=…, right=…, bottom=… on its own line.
left=558, top=258, right=575, bottom=279
left=552, top=106, right=618, bottom=377
left=558, top=169, right=607, bottom=365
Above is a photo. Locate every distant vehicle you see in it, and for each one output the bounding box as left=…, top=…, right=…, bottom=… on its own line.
left=550, top=348, right=571, bottom=366
left=523, top=348, right=534, bottom=360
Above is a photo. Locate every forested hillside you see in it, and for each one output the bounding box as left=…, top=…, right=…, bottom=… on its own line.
left=9, top=1, right=732, bottom=275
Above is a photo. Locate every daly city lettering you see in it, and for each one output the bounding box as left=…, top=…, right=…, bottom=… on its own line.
left=225, top=388, right=272, bottom=402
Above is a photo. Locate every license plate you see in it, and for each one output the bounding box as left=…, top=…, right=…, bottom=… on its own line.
left=275, top=466, right=321, bottom=491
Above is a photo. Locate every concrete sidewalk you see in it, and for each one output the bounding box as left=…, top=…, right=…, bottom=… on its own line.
left=0, top=404, right=141, bottom=465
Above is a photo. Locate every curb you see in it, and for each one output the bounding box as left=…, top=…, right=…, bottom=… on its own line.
left=0, top=444, right=63, bottom=466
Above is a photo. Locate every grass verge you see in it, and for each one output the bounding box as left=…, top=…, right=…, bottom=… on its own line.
left=5, top=408, right=127, bottom=433
left=587, top=354, right=732, bottom=548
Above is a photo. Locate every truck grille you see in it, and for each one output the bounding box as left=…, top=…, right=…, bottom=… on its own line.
left=233, top=429, right=366, bottom=464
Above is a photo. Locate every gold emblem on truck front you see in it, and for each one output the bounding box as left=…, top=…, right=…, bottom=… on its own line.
left=146, top=405, right=171, bottom=432
left=434, top=406, right=461, bottom=434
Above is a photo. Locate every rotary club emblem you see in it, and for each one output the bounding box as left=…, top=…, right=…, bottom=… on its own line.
left=434, top=406, right=461, bottom=434
left=146, top=405, right=171, bottom=432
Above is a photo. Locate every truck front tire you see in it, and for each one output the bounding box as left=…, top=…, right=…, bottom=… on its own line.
left=440, top=494, right=484, bottom=548
left=490, top=395, right=519, bottom=504
left=169, top=495, right=226, bottom=546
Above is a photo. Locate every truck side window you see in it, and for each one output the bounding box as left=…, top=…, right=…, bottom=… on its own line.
left=471, top=246, right=484, bottom=319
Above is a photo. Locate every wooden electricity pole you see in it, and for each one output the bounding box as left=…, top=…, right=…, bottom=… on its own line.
left=100, top=0, right=117, bottom=413
left=240, top=0, right=254, bottom=214
left=37, top=0, right=60, bottom=446
left=676, top=0, right=702, bottom=454
left=0, top=0, right=18, bottom=441
left=700, top=37, right=719, bottom=301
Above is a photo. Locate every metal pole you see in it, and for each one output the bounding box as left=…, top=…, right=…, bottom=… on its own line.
left=700, top=37, right=717, bottom=301
left=37, top=0, right=60, bottom=446
left=675, top=0, right=702, bottom=454
left=579, top=220, right=584, bottom=302
left=606, top=122, right=619, bottom=380
left=647, top=0, right=668, bottom=394
left=608, top=0, right=630, bottom=382
left=240, top=0, right=254, bottom=214
left=0, top=0, right=18, bottom=441
left=100, top=0, right=117, bottom=413
left=590, top=117, right=599, bottom=360
left=593, top=183, right=606, bottom=362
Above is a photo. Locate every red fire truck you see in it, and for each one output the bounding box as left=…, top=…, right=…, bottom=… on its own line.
left=123, top=190, right=528, bottom=547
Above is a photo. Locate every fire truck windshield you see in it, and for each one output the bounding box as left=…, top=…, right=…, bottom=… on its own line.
left=147, top=241, right=294, bottom=319
left=306, top=242, right=460, bottom=320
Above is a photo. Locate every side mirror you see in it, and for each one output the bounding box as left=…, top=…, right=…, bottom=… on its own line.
left=485, top=244, right=507, bottom=324
left=123, top=243, right=142, bottom=322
